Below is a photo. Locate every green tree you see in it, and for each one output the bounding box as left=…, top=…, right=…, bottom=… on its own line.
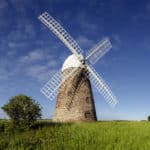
left=148, top=116, right=150, bottom=121
left=2, top=94, right=41, bottom=128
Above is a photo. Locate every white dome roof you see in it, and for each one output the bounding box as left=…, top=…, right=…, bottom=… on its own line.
left=62, top=54, right=82, bottom=71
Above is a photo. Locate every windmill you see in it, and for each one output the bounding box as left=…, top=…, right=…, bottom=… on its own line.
left=38, top=12, right=118, bottom=122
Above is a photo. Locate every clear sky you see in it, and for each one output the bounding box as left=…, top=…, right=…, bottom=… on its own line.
left=0, top=0, right=150, bottom=120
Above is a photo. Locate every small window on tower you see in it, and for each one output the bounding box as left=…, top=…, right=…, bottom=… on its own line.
left=85, top=111, right=91, bottom=118
left=86, top=97, right=90, bottom=103
left=68, top=91, right=73, bottom=97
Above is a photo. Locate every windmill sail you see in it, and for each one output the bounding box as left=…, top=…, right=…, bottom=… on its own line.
left=86, top=37, right=112, bottom=65
left=38, top=12, right=83, bottom=60
left=41, top=67, right=78, bottom=100
left=85, top=64, right=118, bottom=107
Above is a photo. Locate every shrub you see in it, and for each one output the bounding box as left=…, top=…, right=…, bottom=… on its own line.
left=2, top=94, right=41, bottom=129
left=148, top=116, right=150, bottom=121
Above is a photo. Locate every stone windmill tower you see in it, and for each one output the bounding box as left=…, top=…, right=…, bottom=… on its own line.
left=54, top=55, right=97, bottom=122
left=38, top=12, right=118, bottom=122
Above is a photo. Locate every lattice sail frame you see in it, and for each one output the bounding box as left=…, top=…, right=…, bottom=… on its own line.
left=38, top=12, right=83, bottom=60
left=85, top=65, right=118, bottom=107
left=39, top=12, right=118, bottom=107
left=86, top=37, right=112, bottom=65
left=41, top=67, right=78, bottom=100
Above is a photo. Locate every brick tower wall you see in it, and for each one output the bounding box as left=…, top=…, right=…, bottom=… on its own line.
left=53, top=67, right=97, bottom=122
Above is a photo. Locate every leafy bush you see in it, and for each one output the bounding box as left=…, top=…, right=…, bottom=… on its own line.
left=2, top=94, right=41, bottom=129
left=148, top=116, right=150, bottom=121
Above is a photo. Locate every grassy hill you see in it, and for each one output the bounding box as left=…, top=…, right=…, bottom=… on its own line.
left=0, top=120, right=150, bottom=150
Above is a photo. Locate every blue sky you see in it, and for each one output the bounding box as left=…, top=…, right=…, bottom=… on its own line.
left=0, top=0, right=150, bottom=120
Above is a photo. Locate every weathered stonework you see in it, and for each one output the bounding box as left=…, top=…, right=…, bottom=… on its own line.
left=53, top=67, right=97, bottom=122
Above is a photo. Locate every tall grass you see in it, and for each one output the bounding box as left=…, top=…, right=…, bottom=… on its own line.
left=0, top=120, right=150, bottom=150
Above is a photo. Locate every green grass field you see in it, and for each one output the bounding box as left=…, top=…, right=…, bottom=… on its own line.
left=0, top=120, right=150, bottom=150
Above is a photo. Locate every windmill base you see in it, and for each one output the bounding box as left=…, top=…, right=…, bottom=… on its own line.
left=53, top=67, right=97, bottom=122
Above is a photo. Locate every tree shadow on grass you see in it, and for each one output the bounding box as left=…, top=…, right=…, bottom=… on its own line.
left=32, top=120, right=73, bottom=130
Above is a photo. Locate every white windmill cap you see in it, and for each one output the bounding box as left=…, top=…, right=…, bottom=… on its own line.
left=62, top=54, right=82, bottom=72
